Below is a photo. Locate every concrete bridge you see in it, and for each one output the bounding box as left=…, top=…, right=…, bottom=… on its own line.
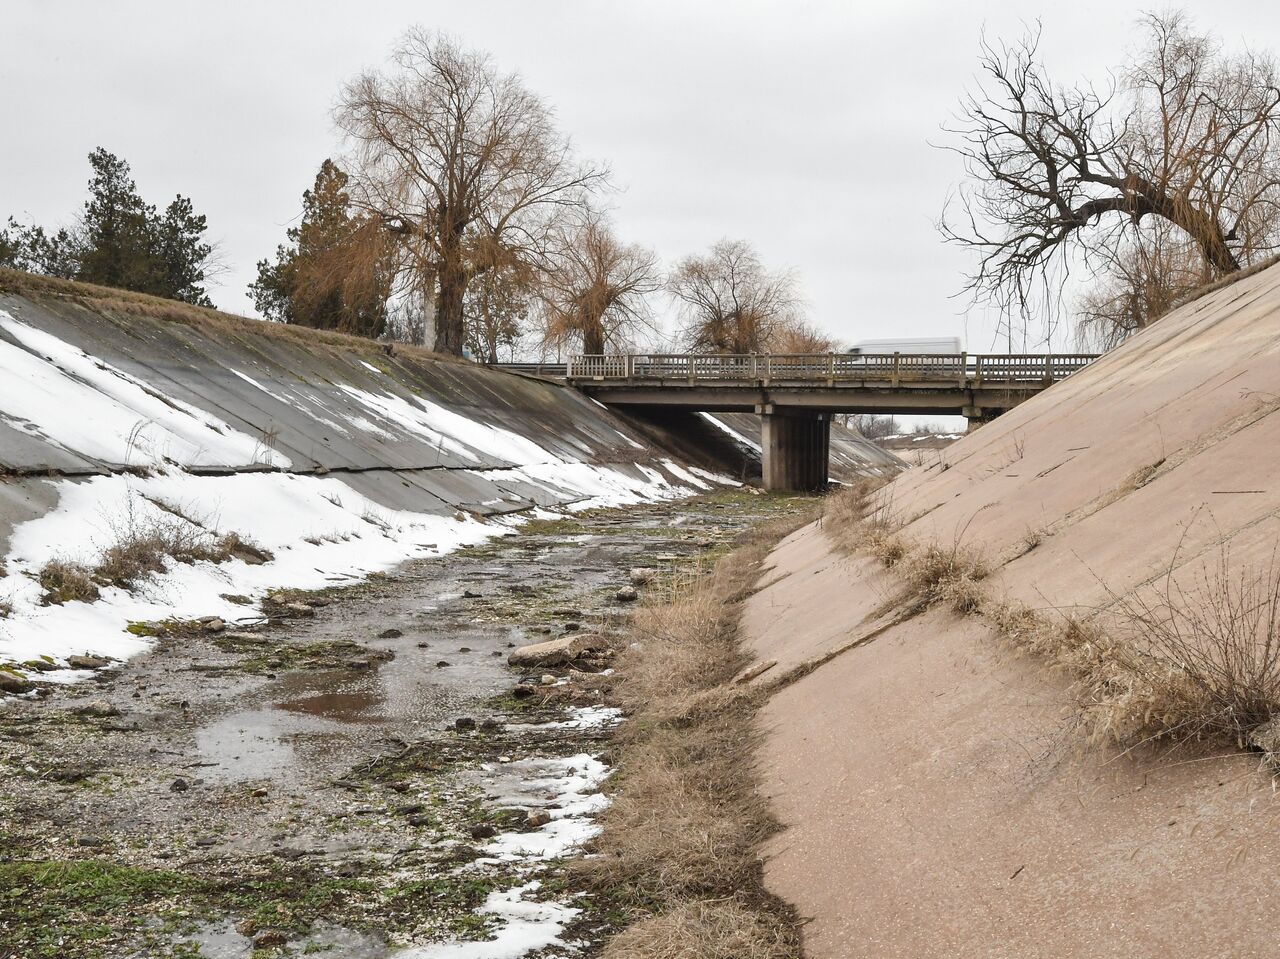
left=500, top=352, right=1097, bottom=491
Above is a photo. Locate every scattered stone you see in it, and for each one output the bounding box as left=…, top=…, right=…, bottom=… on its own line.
left=221, top=593, right=252, bottom=606
left=75, top=699, right=120, bottom=718
left=0, top=671, right=32, bottom=694
left=453, top=717, right=477, bottom=732
left=511, top=684, right=536, bottom=699
left=563, top=622, right=581, bottom=632
left=629, top=567, right=655, bottom=585
left=251, top=787, right=268, bottom=798
left=508, top=633, right=607, bottom=668
left=76, top=836, right=106, bottom=847
left=416, top=642, right=430, bottom=649
left=253, top=930, right=287, bottom=949
left=480, top=718, right=502, bottom=731
left=21, top=659, right=58, bottom=673
left=458, top=646, right=472, bottom=653
left=235, top=918, right=259, bottom=937
left=222, top=631, right=267, bottom=645
left=305, top=597, right=331, bottom=607
left=469, top=824, right=498, bottom=840
left=435, top=660, right=452, bottom=668
left=463, top=590, right=483, bottom=599
left=201, top=618, right=226, bottom=634
left=395, top=803, right=426, bottom=816
left=66, top=654, right=111, bottom=670
left=285, top=602, right=315, bottom=617
left=490, top=651, right=503, bottom=657
left=195, top=836, right=218, bottom=847
left=345, top=658, right=372, bottom=670
left=378, top=628, right=403, bottom=639
left=526, top=810, right=553, bottom=828
left=732, top=659, right=778, bottom=685
left=405, top=814, right=433, bottom=828
left=614, top=586, right=639, bottom=603
left=170, top=777, right=190, bottom=793
left=541, top=674, right=557, bottom=686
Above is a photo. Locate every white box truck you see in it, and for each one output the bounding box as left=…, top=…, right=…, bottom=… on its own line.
left=847, top=337, right=963, bottom=355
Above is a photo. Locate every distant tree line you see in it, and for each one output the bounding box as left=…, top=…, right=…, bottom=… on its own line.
left=252, top=31, right=837, bottom=360
left=1, top=148, right=216, bottom=307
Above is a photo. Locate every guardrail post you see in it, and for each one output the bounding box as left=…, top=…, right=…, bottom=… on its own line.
left=1044, top=353, right=1053, bottom=382
left=827, top=352, right=835, bottom=387
left=891, top=352, right=900, bottom=388
left=959, top=351, right=967, bottom=388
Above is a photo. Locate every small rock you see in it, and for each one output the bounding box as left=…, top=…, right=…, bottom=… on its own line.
left=285, top=602, right=315, bottom=618
left=378, top=628, right=403, bottom=639
left=405, top=814, right=433, bottom=827
left=508, top=633, right=607, bottom=669
left=194, top=836, right=218, bottom=847
left=76, top=699, right=120, bottom=718
left=490, top=651, right=503, bottom=657
left=170, top=777, right=190, bottom=793
left=480, top=718, right=502, bottom=731
left=540, top=674, right=557, bottom=686
left=0, top=671, right=32, bottom=694
left=614, top=586, right=639, bottom=603
left=629, top=567, right=655, bottom=585
left=253, top=930, right=288, bottom=948
left=463, top=590, right=483, bottom=599
left=334, top=861, right=360, bottom=878
left=469, top=824, right=498, bottom=840
left=66, top=654, right=111, bottom=670
left=453, top=717, right=477, bottom=732
left=435, top=660, right=452, bottom=668
left=201, top=618, right=226, bottom=634
left=251, top=787, right=268, bottom=798
left=563, top=622, right=581, bottom=632
left=305, top=597, right=331, bottom=608
left=511, top=684, right=536, bottom=699
left=222, top=632, right=267, bottom=645
left=416, top=642, right=430, bottom=649
left=235, top=918, right=258, bottom=937
left=76, top=836, right=106, bottom=847
left=458, top=646, right=471, bottom=653
left=395, top=803, right=426, bottom=815
left=526, top=809, right=553, bottom=827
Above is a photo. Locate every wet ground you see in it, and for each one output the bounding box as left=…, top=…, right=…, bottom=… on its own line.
left=0, top=488, right=811, bottom=958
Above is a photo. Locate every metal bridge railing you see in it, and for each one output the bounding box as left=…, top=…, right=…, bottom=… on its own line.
left=558, top=352, right=1097, bottom=386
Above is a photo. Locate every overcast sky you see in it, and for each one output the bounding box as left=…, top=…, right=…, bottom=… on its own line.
left=5, top=0, right=1279, bottom=353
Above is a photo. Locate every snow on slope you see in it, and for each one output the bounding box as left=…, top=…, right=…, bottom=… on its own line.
left=0, top=309, right=722, bottom=675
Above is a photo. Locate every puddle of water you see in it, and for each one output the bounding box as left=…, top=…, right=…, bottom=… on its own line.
left=278, top=689, right=381, bottom=722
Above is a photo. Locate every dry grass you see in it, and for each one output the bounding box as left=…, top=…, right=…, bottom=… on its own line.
left=989, top=550, right=1280, bottom=756
left=581, top=513, right=811, bottom=959
left=0, top=267, right=466, bottom=366
left=36, top=559, right=100, bottom=605
left=899, top=542, right=991, bottom=615
left=36, top=508, right=272, bottom=603
left=603, top=900, right=795, bottom=959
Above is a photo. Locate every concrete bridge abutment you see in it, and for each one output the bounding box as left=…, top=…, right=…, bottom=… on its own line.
left=758, top=406, right=831, bottom=492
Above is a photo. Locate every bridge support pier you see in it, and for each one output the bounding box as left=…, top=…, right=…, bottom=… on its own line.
left=759, top=407, right=830, bottom=492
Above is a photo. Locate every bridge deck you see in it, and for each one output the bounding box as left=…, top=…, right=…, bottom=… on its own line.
left=497, top=352, right=1097, bottom=414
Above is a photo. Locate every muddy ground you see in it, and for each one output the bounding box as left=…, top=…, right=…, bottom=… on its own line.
left=0, top=489, right=810, bottom=959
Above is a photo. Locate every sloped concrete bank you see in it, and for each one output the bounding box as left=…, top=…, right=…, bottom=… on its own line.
left=0, top=272, right=894, bottom=677
left=744, top=262, right=1280, bottom=957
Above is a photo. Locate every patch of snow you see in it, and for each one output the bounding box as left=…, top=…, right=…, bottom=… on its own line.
left=699, top=412, right=762, bottom=452
left=0, top=310, right=288, bottom=469
left=660, top=458, right=712, bottom=490
left=396, top=882, right=577, bottom=959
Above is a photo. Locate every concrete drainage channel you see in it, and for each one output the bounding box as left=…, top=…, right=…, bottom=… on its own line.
left=0, top=489, right=811, bottom=958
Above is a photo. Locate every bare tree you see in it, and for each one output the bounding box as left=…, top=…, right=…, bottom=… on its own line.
left=851, top=414, right=898, bottom=441
left=465, top=251, right=535, bottom=363
left=769, top=316, right=838, bottom=352
left=335, top=30, right=608, bottom=356
left=943, top=13, right=1280, bottom=344
left=539, top=210, right=661, bottom=355
left=667, top=239, right=801, bottom=353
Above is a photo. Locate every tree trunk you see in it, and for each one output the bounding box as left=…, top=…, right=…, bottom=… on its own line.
left=433, top=258, right=468, bottom=356
left=582, top=314, right=605, bottom=355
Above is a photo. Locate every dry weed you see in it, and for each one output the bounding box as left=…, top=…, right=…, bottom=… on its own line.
left=581, top=513, right=809, bottom=957
left=37, top=559, right=100, bottom=605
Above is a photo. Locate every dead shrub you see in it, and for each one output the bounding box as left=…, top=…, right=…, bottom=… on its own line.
left=37, top=560, right=100, bottom=605
left=603, top=899, right=795, bottom=959
left=581, top=513, right=809, bottom=955
left=820, top=478, right=904, bottom=564
left=1092, top=553, right=1280, bottom=749
left=900, top=542, right=990, bottom=614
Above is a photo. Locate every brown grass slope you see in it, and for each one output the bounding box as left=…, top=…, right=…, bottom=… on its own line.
left=743, top=260, right=1280, bottom=958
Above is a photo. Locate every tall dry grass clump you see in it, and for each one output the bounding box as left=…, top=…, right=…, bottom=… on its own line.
left=820, top=479, right=906, bottom=566
left=580, top=514, right=811, bottom=959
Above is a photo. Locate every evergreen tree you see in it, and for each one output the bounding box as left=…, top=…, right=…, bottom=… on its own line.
left=250, top=160, right=392, bottom=338
left=1, top=148, right=215, bottom=306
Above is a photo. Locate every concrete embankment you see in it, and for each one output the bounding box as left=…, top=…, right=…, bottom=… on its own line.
left=0, top=271, right=896, bottom=676
left=744, top=261, right=1280, bottom=957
